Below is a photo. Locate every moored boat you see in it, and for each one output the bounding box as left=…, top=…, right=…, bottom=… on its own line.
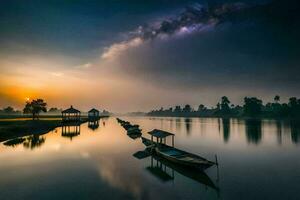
left=142, top=129, right=216, bottom=170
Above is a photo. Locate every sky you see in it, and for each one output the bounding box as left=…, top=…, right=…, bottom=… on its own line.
left=0, top=0, right=299, bottom=112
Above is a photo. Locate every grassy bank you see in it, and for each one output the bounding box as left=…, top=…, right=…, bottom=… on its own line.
left=0, top=120, right=62, bottom=142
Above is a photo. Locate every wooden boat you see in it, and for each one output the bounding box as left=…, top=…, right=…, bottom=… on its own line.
left=155, top=144, right=215, bottom=170
left=142, top=132, right=215, bottom=170
left=127, top=126, right=142, bottom=135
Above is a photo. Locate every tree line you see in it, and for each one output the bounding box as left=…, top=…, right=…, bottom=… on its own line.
left=148, top=96, right=300, bottom=119
left=1, top=98, right=110, bottom=120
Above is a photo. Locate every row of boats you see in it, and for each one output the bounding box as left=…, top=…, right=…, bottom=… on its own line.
left=117, top=118, right=142, bottom=139
left=117, top=118, right=220, bottom=192
left=116, top=118, right=217, bottom=170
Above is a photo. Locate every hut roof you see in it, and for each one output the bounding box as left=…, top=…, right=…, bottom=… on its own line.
left=148, top=129, right=174, bottom=138
left=88, top=108, right=99, bottom=113
left=62, top=106, right=80, bottom=113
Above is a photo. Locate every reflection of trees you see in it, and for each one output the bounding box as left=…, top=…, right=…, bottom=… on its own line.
left=291, top=120, right=300, bottom=144
left=184, top=118, right=191, bottom=135
left=222, top=118, right=230, bottom=143
left=88, top=120, right=99, bottom=130
left=276, top=121, right=282, bottom=145
left=3, top=135, right=46, bottom=149
left=61, top=125, right=80, bottom=140
left=23, top=135, right=46, bottom=149
left=3, top=137, right=26, bottom=147
left=175, top=118, right=181, bottom=131
left=245, top=120, right=262, bottom=144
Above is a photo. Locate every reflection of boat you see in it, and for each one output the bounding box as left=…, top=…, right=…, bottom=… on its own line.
left=142, top=129, right=216, bottom=170
left=133, top=149, right=219, bottom=191
left=150, top=155, right=219, bottom=191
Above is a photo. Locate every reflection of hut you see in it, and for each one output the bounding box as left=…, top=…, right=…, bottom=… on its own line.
left=62, top=125, right=80, bottom=140
left=88, top=120, right=99, bottom=130
left=88, top=108, right=100, bottom=120
left=146, top=156, right=174, bottom=182
left=62, top=106, right=81, bottom=122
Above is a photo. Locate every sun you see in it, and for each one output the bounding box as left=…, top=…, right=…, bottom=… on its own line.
left=25, top=97, right=30, bottom=102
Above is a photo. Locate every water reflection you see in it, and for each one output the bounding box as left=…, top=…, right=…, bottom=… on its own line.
left=291, top=120, right=300, bottom=144
left=245, top=119, right=262, bottom=144
left=175, top=118, right=181, bottom=130
left=88, top=120, right=100, bottom=130
left=184, top=118, right=191, bottom=135
left=146, top=156, right=174, bottom=182
left=276, top=121, right=282, bottom=145
left=3, top=135, right=46, bottom=149
left=23, top=135, right=46, bottom=149
left=222, top=118, right=230, bottom=143
left=1, top=117, right=300, bottom=200
left=61, top=124, right=81, bottom=140
left=3, top=137, right=26, bottom=147
left=141, top=153, right=219, bottom=192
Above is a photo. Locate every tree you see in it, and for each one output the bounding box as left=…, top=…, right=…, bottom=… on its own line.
left=274, top=95, right=280, bottom=103
left=174, top=106, right=182, bottom=113
left=182, top=104, right=192, bottom=113
left=243, top=97, right=263, bottom=117
left=23, top=99, right=47, bottom=120
left=198, top=104, right=205, bottom=112
left=220, top=96, right=231, bottom=114
left=3, top=106, right=14, bottom=114
left=288, top=97, right=300, bottom=117
left=48, top=107, right=62, bottom=113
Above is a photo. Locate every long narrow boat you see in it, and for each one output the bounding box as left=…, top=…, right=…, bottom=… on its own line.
left=142, top=134, right=215, bottom=170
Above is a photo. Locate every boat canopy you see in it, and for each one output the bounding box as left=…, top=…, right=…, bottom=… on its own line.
left=148, top=129, right=175, bottom=147
left=148, top=129, right=174, bottom=138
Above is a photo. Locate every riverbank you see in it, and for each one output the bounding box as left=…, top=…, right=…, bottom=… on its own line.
left=0, top=120, right=63, bottom=142
left=0, top=116, right=104, bottom=142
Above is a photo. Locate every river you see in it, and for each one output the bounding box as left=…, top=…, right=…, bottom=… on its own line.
left=0, top=117, right=299, bottom=200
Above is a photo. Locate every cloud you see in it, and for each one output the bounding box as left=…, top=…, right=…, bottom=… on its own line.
left=50, top=72, right=64, bottom=77
left=101, top=2, right=251, bottom=60
left=76, top=62, right=93, bottom=69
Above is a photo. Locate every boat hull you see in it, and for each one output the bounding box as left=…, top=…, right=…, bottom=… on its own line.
left=141, top=137, right=215, bottom=170
left=155, top=148, right=214, bottom=170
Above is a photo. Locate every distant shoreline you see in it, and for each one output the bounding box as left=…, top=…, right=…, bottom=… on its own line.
left=123, top=114, right=300, bottom=121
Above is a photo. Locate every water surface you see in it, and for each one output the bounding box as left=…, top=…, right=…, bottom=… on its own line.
left=0, top=117, right=300, bottom=200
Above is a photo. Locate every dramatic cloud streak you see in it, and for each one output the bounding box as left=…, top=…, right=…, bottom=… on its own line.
left=101, top=2, right=251, bottom=60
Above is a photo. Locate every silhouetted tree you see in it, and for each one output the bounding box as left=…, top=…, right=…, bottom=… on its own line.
left=182, top=104, right=192, bottom=113
left=198, top=104, right=205, bottom=112
left=243, top=97, right=262, bottom=117
left=23, top=99, right=47, bottom=120
left=216, top=103, right=220, bottom=111
left=3, top=106, right=14, bottom=113
left=220, top=96, right=231, bottom=114
left=48, top=107, right=62, bottom=113
left=274, top=95, right=280, bottom=103
left=174, top=106, right=182, bottom=113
